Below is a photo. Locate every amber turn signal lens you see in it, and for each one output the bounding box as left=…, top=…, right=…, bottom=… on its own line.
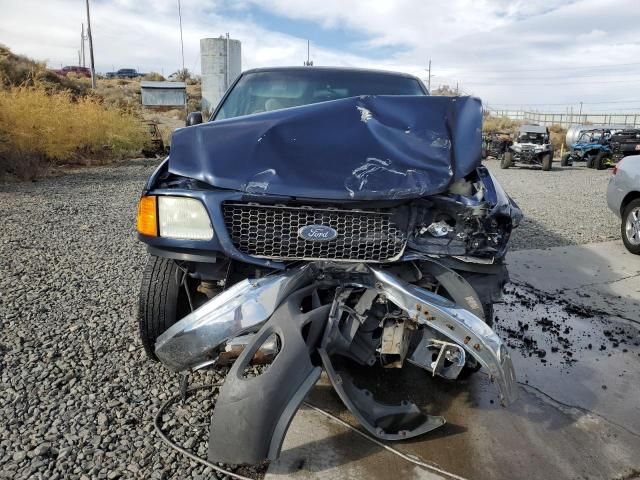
left=137, top=195, right=158, bottom=236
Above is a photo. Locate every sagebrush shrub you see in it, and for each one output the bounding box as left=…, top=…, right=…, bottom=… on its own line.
left=0, top=86, right=149, bottom=178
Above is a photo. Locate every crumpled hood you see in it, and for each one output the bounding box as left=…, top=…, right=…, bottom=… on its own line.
left=168, top=95, right=483, bottom=200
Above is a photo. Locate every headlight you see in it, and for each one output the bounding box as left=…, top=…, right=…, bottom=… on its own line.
left=158, top=196, right=213, bottom=240
left=136, top=195, right=214, bottom=240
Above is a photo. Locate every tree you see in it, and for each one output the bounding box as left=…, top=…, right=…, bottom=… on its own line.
left=171, top=68, right=191, bottom=82
left=431, top=84, right=458, bottom=96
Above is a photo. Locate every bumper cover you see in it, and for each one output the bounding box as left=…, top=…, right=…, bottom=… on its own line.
left=154, top=264, right=517, bottom=464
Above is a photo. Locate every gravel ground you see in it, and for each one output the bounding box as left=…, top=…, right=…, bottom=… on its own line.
left=0, top=160, right=263, bottom=479
left=485, top=158, right=620, bottom=250
left=0, top=158, right=623, bottom=479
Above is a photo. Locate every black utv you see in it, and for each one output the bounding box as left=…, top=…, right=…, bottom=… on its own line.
left=481, top=132, right=512, bottom=160
left=611, top=129, right=640, bottom=162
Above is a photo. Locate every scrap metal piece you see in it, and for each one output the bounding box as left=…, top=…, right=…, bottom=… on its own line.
left=155, top=265, right=314, bottom=372
left=207, top=286, right=330, bottom=465
left=408, top=335, right=466, bottom=380
left=424, top=220, right=453, bottom=237
left=379, top=317, right=412, bottom=368
left=369, top=267, right=517, bottom=405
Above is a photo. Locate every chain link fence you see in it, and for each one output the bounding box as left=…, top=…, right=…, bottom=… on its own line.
left=488, top=109, right=640, bottom=128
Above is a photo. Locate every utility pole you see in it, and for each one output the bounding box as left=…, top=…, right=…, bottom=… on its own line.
left=570, top=106, right=573, bottom=126
left=427, top=59, right=431, bottom=92
left=178, top=0, right=185, bottom=76
left=579, top=101, right=583, bottom=121
left=85, top=0, right=96, bottom=89
left=455, top=82, right=459, bottom=96
left=80, top=23, right=87, bottom=68
left=225, top=32, right=230, bottom=89
left=304, top=40, right=313, bottom=66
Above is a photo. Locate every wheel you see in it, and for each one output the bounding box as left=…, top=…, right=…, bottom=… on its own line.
left=138, top=255, right=195, bottom=360
left=594, top=151, right=609, bottom=170
left=501, top=151, right=513, bottom=169
left=585, top=156, right=594, bottom=168
left=621, top=199, right=640, bottom=255
left=560, top=153, right=571, bottom=166
left=541, top=153, right=552, bottom=171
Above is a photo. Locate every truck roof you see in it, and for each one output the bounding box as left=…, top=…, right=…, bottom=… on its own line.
left=519, top=124, right=547, bottom=134
left=241, top=66, right=423, bottom=83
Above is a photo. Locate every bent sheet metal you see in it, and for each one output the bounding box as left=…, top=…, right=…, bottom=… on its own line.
left=168, top=95, right=483, bottom=200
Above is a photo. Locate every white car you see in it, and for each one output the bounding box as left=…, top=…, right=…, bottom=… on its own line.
left=607, top=156, right=640, bottom=254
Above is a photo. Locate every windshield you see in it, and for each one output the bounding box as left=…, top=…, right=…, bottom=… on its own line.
left=517, top=132, right=545, bottom=144
left=578, top=132, right=602, bottom=143
left=214, top=69, right=426, bottom=120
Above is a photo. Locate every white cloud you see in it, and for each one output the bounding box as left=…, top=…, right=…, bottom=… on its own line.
left=1, top=0, right=639, bottom=109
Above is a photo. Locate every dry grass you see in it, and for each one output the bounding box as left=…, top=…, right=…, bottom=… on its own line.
left=548, top=124, right=567, bottom=153
left=95, top=78, right=141, bottom=111
left=483, top=115, right=567, bottom=152
left=0, top=44, right=90, bottom=96
left=142, top=72, right=165, bottom=81
left=0, top=86, right=149, bottom=179
left=483, top=115, right=521, bottom=133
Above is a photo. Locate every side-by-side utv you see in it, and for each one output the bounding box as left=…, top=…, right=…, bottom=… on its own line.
left=501, top=124, right=554, bottom=171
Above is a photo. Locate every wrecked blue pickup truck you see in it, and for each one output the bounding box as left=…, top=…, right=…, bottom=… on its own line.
left=136, top=67, right=521, bottom=465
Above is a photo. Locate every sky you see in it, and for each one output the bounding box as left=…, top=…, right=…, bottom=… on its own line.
left=2, top=0, right=640, bottom=112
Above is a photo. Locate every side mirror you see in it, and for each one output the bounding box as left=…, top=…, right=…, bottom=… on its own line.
left=186, top=111, right=203, bottom=126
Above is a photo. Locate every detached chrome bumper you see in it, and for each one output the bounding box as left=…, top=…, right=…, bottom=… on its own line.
left=155, top=266, right=314, bottom=372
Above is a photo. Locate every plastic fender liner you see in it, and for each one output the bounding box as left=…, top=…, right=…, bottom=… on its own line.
left=207, top=287, right=330, bottom=465
left=318, top=350, right=446, bottom=440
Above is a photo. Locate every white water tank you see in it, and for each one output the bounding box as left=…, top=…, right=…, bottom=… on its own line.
left=200, top=36, right=241, bottom=114
left=565, top=124, right=630, bottom=147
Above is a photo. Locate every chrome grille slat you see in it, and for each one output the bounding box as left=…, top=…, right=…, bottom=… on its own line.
left=223, top=203, right=407, bottom=262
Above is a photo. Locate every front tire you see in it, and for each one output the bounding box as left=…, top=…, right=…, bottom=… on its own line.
left=138, top=255, right=192, bottom=360
left=585, top=156, right=594, bottom=168
left=594, top=151, right=608, bottom=170
left=560, top=153, right=571, bottom=166
left=622, top=199, right=640, bottom=255
left=501, top=151, right=513, bottom=169
left=541, top=153, right=552, bottom=171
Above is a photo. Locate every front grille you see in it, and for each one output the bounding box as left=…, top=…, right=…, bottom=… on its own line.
left=223, top=203, right=406, bottom=262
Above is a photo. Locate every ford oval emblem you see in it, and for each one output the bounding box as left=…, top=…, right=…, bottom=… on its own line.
left=298, top=225, right=338, bottom=242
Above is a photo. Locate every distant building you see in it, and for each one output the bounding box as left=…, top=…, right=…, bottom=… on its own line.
left=200, top=36, right=241, bottom=113
left=140, top=81, right=187, bottom=108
